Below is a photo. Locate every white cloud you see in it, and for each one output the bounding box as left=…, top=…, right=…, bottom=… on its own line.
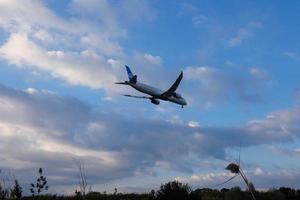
left=184, top=66, right=217, bottom=79
left=192, top=15, right=210, bottom=27
left=248, top=108, right=300, bottom=137
left=255, top=168, right=264, bottom=176
left=227, top=21, right=262, bottom=47
left=114, top=0, right=155, bottom=23
left=188, top=121, right=200, bottom=128
left=0, top=0, right=158, bottom=94
left=0, top=32, right=121, bottom=90
left=294, top=89, right=300, bottom=104
left=25, top=87, right=38, bottom=94
left=177, top=169, right=300, bottom=189
left=177, top=172, right=238, bottom=187
left=143, top=54, right=162, bottom=65
left=249, top=68, right=268, bottom=80
left=33, top=29, right=55, bottom=43
left=270, top=146, right=300, bottom=158
left=284, top=52, right=300, bottom=62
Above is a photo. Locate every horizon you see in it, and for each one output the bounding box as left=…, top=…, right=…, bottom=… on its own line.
left=0, top=0, right=300, bottom=195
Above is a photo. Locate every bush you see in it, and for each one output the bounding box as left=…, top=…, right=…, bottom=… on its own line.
left=156, top=181, right=191, bottom=200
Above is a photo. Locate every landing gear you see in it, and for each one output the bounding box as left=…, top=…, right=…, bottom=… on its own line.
left=181, top=105, right=184, bottom=108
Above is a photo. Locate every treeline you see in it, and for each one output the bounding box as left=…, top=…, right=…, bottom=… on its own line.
left=1, top=168, right=300, bottom=200
left=10, top=181, right=300, bottom=200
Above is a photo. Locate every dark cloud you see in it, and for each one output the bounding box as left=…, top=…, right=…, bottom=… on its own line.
left=0, top=84, right=299, bottom=193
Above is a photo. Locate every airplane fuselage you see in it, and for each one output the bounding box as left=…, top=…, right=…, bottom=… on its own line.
left=127, top=81, right=187, bottom=106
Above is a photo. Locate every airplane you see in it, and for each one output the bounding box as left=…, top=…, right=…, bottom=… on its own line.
left=115, top=65, right=187, bottom=108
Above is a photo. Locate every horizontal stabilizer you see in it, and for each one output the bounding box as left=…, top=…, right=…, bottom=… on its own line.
left=115, top=82, right=128, bottom=85
left=122, top=94, right=151, bottom=99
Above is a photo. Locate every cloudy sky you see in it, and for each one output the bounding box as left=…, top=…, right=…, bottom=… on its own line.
left=0, top=0, right=300, bottom=194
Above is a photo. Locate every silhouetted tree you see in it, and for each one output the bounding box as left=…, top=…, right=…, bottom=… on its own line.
left=150, top=189, right=155, bottom=199
left=0, top=184, right=8, bottom=200
left=221, top=188, right=230, bottom=193
left=194, top=188, right=222, bottom=200
left=297, top=189, right=300, bottom=198
left=10, top=179, right=22, bottom=200
left=258, top=189, right=285, bottom=200
left=73, top=159, right=88, bottom=199
left=279, top=187, right=297, bottom=200
left=156, top=181, right=191, bottom=200
left=0, top=170, right=9, bottom=200
left=189, top=190, right=202, bottom=200
left=225, top=187, right=248, bottom=200
left=30, top=168, right=49, bottom=198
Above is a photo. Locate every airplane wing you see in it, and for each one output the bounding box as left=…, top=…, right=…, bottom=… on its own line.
left=161, top=71, right=183, bottom=97
left=122, top=94, right=151, bottom=99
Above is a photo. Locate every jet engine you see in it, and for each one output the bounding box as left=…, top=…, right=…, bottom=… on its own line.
left=150, top=98, right=160, bottom=105
left=173, top=92, right=182, bottom=98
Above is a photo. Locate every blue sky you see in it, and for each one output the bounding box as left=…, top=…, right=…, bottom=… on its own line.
left=0, top=0, right=300, bottom=194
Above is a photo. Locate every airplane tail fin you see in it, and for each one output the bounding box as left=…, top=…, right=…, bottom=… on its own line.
left=125, top=65, right=137, bottom=84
